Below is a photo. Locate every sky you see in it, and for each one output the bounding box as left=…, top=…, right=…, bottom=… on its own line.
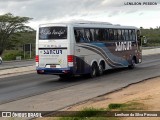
left=0, top=0, right=160, bottom=29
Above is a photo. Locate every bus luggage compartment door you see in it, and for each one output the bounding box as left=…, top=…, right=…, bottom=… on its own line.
left=76, top=57, right=85, bottom=73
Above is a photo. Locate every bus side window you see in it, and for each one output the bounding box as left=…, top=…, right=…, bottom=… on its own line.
left=118, top=29, right=122, bottom=41
left=129, top=29, right=135, bottom=41
left=121, top=30, right=125, bottom=40
left=128, top=30, right=131, bottom=41
left=98, top=29, right=105, bottom=41
left=74, top=30, right=79, bottom=42
left=94, top=29, right=99, bottom=41
left=131, top=30, right=136, bottom=41
left=125, top=30, right=129, bottom=41
left=114, top=29, right=118, bottom=40
left=74, top=28, right=85, bottom=43
left=78, top=31, right=84, bottom=43
left=90, top=29, right=94, bottom=41
left=105, top=29, right=109, bottom=40
left=84, top=29, right=91, bottom=42
left=102, top=29, right=106, bottom=41
left=109, top=29, right=114, bottom=40
left=98, top=29, right=102, bottom=41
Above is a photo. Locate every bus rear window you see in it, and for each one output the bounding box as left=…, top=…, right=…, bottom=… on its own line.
left=39, top=27, right=67, bottom=40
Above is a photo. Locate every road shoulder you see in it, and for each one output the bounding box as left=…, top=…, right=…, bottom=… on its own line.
left=61, top=77, right=160, bottom=119
left=0, top=65, right=35, bottom=78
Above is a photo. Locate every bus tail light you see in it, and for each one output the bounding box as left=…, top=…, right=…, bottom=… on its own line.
left=35, top=55, right=39, bottom=62
left=68, top=55, right=74, bottom=66
left=68, top=55, right=74, bottom=62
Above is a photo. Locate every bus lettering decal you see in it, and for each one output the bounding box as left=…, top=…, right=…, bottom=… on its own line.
left=52, top=29, right=66, bottom=36
left=40, top=29, right=65, bottom=36
left=40, top=28, right=51, bottom=35
left=43, top=50, right=62, bottom=54
left=115, top=41, right=132, bottom=51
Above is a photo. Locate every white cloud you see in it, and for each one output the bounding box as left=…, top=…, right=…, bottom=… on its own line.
left=0, top=0, right=160, bottom=29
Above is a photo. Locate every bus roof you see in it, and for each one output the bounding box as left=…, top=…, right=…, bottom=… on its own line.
left=39, top=20, right=138, bottom=29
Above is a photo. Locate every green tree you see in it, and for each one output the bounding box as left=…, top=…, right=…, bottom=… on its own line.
left=0, top=13, right=33, bottom=55
left=6, top=31, right=36, bottom=50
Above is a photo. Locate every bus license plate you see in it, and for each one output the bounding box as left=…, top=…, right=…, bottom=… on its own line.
left=50, top=65, right=56, bottom=68
left=43, top=49, right=62, bottom=54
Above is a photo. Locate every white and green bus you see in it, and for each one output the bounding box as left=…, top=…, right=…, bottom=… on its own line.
left=36, top=21, right=142, bottom=79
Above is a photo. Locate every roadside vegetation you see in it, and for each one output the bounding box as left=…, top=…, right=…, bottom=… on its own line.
left=141, top=27, right=160, bottom=47
left=0, top=13, right=35, bottom=61
left=107, top=101, right=146, bottom=111
left=55, top=101, right=145, bottom=120
left=2, top=31, right=36, bottom=60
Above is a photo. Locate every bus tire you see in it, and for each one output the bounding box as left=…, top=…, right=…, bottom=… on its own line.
left=128, top=58, right=136, bottom=69
left=97, top=62, right=104, bottom=76
left=89, top=63, right=98, bottom=78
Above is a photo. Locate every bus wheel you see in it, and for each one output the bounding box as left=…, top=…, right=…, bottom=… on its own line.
left=97, top=63, right=104, bottom=76
left=128, top=58, right=136, bottom=69
left=90, top=63, right=98, bottom=78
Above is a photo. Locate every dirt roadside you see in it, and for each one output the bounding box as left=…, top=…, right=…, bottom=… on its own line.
left=59, top=76, right=160, bottom=120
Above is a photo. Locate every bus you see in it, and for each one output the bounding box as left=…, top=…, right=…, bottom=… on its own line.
left=36, top=21, right=142, bottom=79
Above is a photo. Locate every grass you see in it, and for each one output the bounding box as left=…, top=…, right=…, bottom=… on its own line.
left=58, top=107, right=118, bottom=120
left=108, top=101, right=146, bottom=111
left=56, top=101, right=146, bottom=120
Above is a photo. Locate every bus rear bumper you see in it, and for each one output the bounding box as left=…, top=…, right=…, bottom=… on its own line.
left=36, top=67, right=74, bottom=75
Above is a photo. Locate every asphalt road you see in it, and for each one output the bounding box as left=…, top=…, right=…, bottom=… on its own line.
left=0, top=60, right=34, bottom=70
left=0, top=54, right=160, bottom=111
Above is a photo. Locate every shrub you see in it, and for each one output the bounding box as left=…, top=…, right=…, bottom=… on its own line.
left=2, top=50, right=23, bottom=61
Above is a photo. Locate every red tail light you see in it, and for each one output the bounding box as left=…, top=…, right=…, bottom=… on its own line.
left=68, top=55, right=74, bottom=62
left=35, top=55, right=39, bottom=62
